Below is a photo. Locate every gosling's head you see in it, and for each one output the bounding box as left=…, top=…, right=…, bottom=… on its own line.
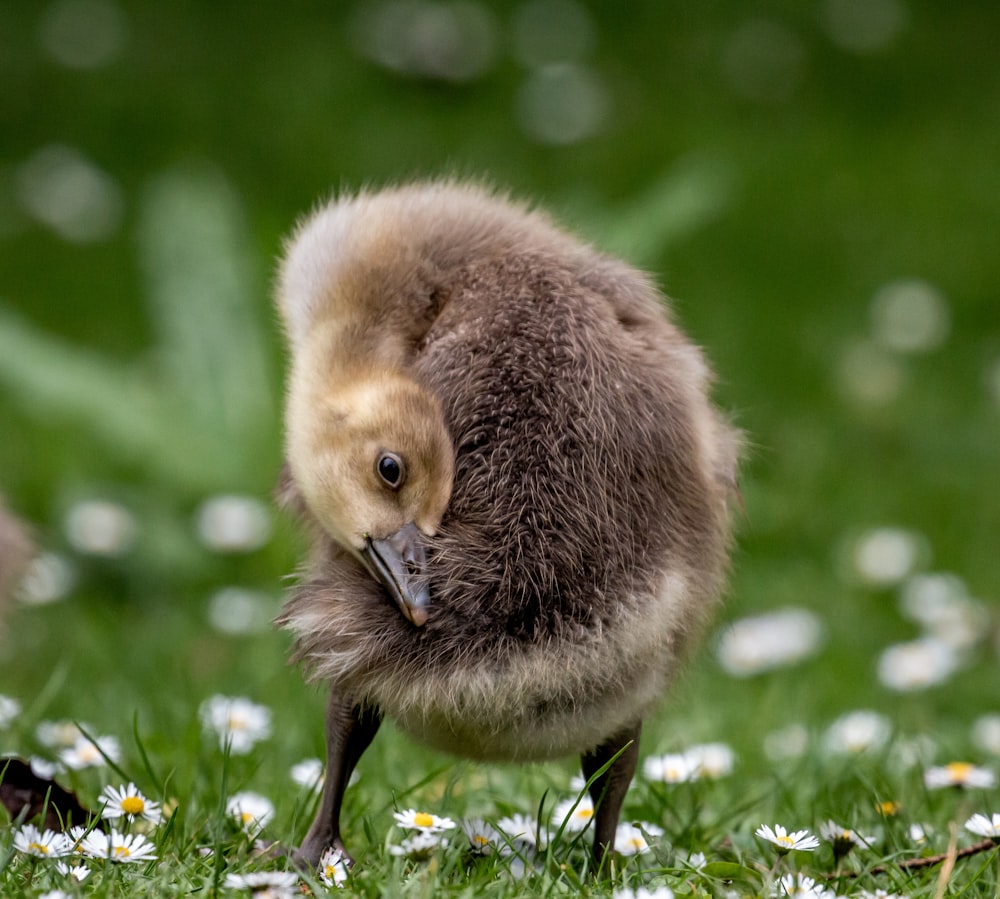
left=286, top=364, right=455, bottom=626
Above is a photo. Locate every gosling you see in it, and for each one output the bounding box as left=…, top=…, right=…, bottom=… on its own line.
left=274, top=180, right=739, bottom=871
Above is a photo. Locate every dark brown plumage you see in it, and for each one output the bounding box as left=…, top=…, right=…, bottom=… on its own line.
left=274, top=181, right=739, bottom=870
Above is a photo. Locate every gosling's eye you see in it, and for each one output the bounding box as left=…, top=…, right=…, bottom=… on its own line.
left=376, top=452, right=405, bottom=490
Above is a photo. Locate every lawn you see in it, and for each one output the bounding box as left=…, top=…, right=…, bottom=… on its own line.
left=1, top=1, right=999, bottom=896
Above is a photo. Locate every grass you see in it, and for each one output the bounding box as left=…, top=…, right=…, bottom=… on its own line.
left=1, top=645, right=999, bottom=897
left=2, top=1, right=999, bottom=896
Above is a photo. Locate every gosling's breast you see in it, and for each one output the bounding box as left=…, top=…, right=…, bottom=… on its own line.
left=384, top=571, right=694, bottom=761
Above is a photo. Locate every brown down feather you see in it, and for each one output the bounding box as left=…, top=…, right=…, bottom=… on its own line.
left=275, top=181, right=739, bottom=762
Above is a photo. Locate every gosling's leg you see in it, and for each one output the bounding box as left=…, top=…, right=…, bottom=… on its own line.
left=295, top=694, right=382, bottom=868
left=580, top=720, right=642, bottom=874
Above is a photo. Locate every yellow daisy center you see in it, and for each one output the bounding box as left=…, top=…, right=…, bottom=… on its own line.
left=241, top=812, right=255, bottom=824
left=113, top=845, right=131, bottom=858
left=227, top=714, right=248, bottom=730
left=842, top=830, right=852, bottom=840
left=413, top=812, right=435, bottom=828
left=575, top=808, right=594, bottom=820
left=28, top=841, right=49, bottom=855
left=877, top=800, right=899, bottom=816
left=946, top=762, right=973, bottom=781
left=121, top=796, right=145, bottom=815
left=776, top=835, right=795, bottom=846
left=472, top=834, right=489, bottom=847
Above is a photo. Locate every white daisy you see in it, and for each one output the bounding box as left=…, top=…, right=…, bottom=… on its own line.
left=462, top=818, right=503, bottom=855
left=909, top=823, right=929, bottom=844
left=818, top=820, right=873, bottom=858
left=65, top=825, right=90, bottom=855
left=227, top=791, right=275, bottom=833
left=643, top=752, right=700, bottom=783
left=773, top=872, right=834, bottom=898
left=685, top=742, right=735, bottom=778
left=319, top=846, right=350, bottom=887
left=289, top=757, right=324, bottom=790
left=890, top=734, right=937, bottom=770
left=38, top=891, right=70, bottom=899
left=100, top=782, right=162, bottom=824
left=849, top=527, right=925, bottom=587
left=552, top=794, right=596, bottom=832
left=613, top=887, right=675, bottom=899
left=763, top=723, right=810, bottom=761
left=824, top=710, right=892, bottom=754
left=388, top=829, right=448, bottom=858
left=13, top=824, right=72, bottom=858
left=716, top=607, right=823, bottom=676
left=195, top=494, right=272, bottom=553
left=496, top=813, right=542, bottom=847
left=900, top=574, right=987, bottom=649
left=858, top=891, right=904, bottom=899
left=15, top=551, right=75, bottom=605
left=63, top=499, right=136, bottom=557
left=924, top=762, right=997, bottom=790
left=55, top=861, right=91, bottom=881
left=678, top=850, right=707, bottom=868
left=568, top=774, right=589, bottom=792
left=964, top=813, right=1000, bottom=840
left=877, top=637, right=958, bottom=692
left=972, top=714, right=1000, bottom=755
left=199, top=695, right=272, bottom=754
left=756, top=824, right=820, bottom=853
left=59, top=734, right=120, bottom=770
left=615, top=822, right=664, bottom=856
left=223, top=871, right=298, bottom=898
left=27, top=756, right=63, bottom=779
left=80, top=829, right=157, bottom=863
left=207, top=587, right=274, bottom=636
left=36, top=719, right=91, bottom=749
left=0, top=694, right=21, bottom=728
left=392, top=808, right=456, bottom=832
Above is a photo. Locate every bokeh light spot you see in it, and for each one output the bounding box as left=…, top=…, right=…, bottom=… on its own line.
left=516, top=63, right=609, bottom=145
left=848, top=526, right=927, bottom=587
left=63, top=499, right=136, bottom=558
left=870, top=279, right=949, bottom=354
left=16, top=552, right=76, bottom=606
left=39, top=0, right=128, bottom=70
left=351, top=0, right=497, bottom=82
left=835, top=340, right=906, bottom=407
left=207, top=587, right=275, bottom=636
left=511, top=0, right=595, bottom=68
left=196, top=495, right=272, bottom=554
left=820, top=0, right=909, bottom=54
left=16, top=145, right=124, bottom=243
left=722, top=20, right=806, bottom=104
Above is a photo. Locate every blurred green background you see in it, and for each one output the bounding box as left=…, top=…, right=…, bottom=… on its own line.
left=1, top=0, right=998, bottom=772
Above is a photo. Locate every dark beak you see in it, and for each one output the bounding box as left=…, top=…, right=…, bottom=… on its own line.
left=361, top=522, right=430, bottom=627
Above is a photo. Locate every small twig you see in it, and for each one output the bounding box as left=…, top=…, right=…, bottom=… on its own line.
left=832, top=838, right=997, bottom=879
